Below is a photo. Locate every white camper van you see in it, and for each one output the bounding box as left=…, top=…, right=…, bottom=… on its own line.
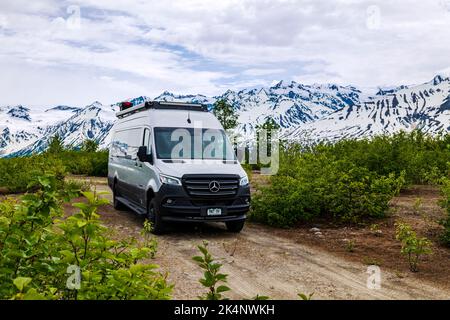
left=108, top=100, right=250, bottom=234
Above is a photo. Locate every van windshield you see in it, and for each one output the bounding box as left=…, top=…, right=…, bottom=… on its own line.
left=154, top=127, right=236, bottom=160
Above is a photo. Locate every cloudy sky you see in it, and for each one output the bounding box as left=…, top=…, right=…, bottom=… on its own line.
left=1, top=0, right=450, bottom=107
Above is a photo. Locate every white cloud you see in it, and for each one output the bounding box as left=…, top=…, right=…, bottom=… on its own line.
left=242, top=68, right=285, bottom=76
left=0, top=0, right=449, bottom=106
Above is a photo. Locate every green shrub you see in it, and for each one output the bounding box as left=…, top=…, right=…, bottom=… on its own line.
left=0, top=155, right=66, bottom=193
left=0, top=149, right=109, bottom=194
left=58, top=150, right=109, bottom=177
left=395, top=222, right=432, bottom=272
left=0, top=174, right=172, bottom=300
left=251, top=147, right=405, bottom=227
left=322, top=131, right=450, bottom=185
left=250, top=130, right=450, bottom=227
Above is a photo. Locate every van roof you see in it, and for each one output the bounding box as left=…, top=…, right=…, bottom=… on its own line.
left=116, top=100, right=207, bottom=118
left=114, top=104, right=224, bottom=130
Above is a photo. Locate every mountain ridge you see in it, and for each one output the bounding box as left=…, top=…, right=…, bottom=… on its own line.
left=1, top=76, right=449, bottom=157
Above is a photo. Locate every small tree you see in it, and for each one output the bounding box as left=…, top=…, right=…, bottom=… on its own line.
left=47, top=134, right=64, bottom=154
left=81, top=139, right=99, bottom=153
left=213, top=100, right=238, bottom=130
left=395, top=222, right=432, bottom=272
left=256, top=117, right=280, bottom=132
left=192, top=241, right=230, bottom=300
left=255, top=117, right=280, bottom=164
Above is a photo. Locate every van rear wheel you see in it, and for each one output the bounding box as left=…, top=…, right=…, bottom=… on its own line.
left=147, top=199, right=165, bottom=235
left=225, top=220, right=245, bottom=233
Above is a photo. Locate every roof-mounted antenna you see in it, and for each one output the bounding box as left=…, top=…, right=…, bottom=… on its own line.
left=187, top=111, right=192, bottom=124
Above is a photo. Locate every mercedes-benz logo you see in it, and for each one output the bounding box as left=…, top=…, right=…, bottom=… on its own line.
left=208, top=180, right=220, bottom=193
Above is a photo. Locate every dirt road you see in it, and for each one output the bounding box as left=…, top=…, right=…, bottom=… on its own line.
left=85, top=178, right=449, bottom=300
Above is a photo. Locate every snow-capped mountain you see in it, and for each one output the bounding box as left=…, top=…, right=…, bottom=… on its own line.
left=0, top=104, right=82, bottom=156
left=287, top=75, right=450, bottom=142
left=156, top=81, right=364, bottom=137
left=1, top=76, right=449, bottom=157
left=3, top=102, right=117, bottom=157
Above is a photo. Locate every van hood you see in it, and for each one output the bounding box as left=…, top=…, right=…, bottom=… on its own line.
left=154, top=159, right=247, bottom=178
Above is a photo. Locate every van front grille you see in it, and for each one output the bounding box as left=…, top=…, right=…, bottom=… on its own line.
left=182, top=174, right=240, bottom=198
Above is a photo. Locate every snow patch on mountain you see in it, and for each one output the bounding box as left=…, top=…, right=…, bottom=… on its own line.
left=287, top=76, right=450, bottom=142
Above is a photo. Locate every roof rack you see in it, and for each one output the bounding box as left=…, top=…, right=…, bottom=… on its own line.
left=116, top=100, right=208, bottom=118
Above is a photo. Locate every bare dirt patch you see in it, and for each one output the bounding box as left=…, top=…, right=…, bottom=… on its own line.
left=267, top=185, right=450, bottom=291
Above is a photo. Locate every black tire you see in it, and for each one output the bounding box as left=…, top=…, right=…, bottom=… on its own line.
left=225, top=220, right=245, bottom=233
left=147, top=199, right=165, bottom=235
left=113, top=184, right=126, bottom=210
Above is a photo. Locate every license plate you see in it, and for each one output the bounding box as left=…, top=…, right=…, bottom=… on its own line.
left=207, top=208, right=222, bottom=216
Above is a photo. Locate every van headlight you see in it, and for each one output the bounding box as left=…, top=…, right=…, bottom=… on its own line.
left=159, top=174, right=181, bottom=186
left=239, top=175, right=249, bottom=186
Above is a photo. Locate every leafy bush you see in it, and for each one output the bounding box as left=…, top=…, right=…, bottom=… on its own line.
left=0, top=174, right=172, bottom=300
left=0, top=155, right=66, bottom=193
left=395, top=222, right=432, bottom=272
left=251, top=147, right=405, bottom=227
left=318, top=131, right=450, bottom=185
left=0, top=150, right=108, bottom=194
left=56, top=150, right=109, bottom=177
left=250, top=130, right=450, bottom=227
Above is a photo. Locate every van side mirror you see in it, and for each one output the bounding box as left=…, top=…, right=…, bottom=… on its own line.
left=137, top=146, right=152, bottom=164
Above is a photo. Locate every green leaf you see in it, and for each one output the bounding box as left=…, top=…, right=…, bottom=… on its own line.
left=13, top=277, right=32, bottom=292
left=73, top=202, right=89, bottom=211
left=198, top=245, right=208, bottom=256
left=192, top=256, right=204, bottom=263
left=216, top=285, right=230, bottom=293
left=77, top=220, right=88, bottom=228
left=23, top=288, right=46, bottom=300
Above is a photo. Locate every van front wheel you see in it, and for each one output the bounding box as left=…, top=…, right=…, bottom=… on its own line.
left=113, top=185, right=126, bottom=210
left=225, top=220, right=245, bottom=233
left=147, top=199, right=165, bottom=235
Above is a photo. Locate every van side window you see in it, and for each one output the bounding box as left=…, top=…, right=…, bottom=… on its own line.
left=111, top=128, right=142, bottom=159
left=143, top=128, right=151, bottom=149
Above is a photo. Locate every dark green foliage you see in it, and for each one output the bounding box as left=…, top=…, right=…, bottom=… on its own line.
left=213, top=99, right=238, bottom=130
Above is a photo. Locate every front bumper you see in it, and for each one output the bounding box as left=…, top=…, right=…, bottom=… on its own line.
left=154, top=183, right=250, bottom=223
